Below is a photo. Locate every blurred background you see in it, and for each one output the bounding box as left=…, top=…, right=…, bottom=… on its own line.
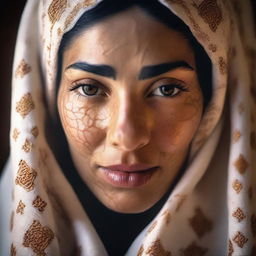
left=0, top=1, right=26, bottom=174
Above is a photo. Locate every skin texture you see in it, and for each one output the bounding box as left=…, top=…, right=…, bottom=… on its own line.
left=57, top=7, right=203, bottom=213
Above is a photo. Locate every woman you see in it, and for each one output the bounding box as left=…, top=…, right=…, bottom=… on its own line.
left=0, top=0, right=255, bottom=255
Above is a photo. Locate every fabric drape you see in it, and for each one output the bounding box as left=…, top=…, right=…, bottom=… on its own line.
left=0, top=0, right=256, bottom=255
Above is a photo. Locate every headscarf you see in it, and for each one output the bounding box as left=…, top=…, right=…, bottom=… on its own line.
left=0, top=0, right=256, bottom=255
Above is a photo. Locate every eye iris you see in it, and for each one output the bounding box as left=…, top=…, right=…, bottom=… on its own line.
left=160, top=85, right=175, bottom=96
left=82, top=85, right=98, bottom=95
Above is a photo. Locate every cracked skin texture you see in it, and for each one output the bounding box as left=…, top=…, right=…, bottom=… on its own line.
left=57, top=6, right=203, bottom=213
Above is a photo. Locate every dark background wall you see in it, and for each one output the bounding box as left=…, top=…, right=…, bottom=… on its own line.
left=0, top=1, right=26, bottom=174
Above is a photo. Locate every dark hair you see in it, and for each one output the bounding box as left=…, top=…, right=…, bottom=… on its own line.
left=56, top=0, right=212, bottom=108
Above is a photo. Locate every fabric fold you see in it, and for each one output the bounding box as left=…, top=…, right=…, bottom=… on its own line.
left=0, top=0, right=255, bottom=255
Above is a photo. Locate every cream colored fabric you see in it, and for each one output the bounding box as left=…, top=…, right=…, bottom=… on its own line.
left=0, top=0, right=256, bottom=255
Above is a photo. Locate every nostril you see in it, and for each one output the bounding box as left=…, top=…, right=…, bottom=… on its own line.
left=110, top=129, right=150, bottom=152
left=112, top=141, right=119, bottom=147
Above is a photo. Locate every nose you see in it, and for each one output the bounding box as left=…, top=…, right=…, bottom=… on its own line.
left=107, top=96, right=152, bottom=152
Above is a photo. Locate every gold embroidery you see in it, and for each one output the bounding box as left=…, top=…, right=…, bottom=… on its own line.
left=251, top=131, right=256, bottom=151
left=251, top=214, right=256, bottom=237
left=233, top=154, right=249, bottom=174
left=181, top=242, right=208, bottom=256
left=232, top=208, right=246, bottom=222
left=165, top=0, right=210, bottom=43
left=23, top=220, right=54, bottom=256
left=10, top=243, right=17, bottom=256
left=22, top=139, right=33, bottom=153
left=147, top=221, right=157, bottom=233
left=232, top=130, right=241, bottom=143
left=232, top=179, right=243, bottom=194
left=31, top=126, right=39, bottom=138
left=228, top=239, right=234, bottom=256
left=137, top=245, right=144, bottom=256
left=145, top=239, right=171, bottom=256
left=192, top=0, right=222, bottom=32
left=15, top=59, right=31, bottom=78
left=57, top=27, right=62, bottom=37
left=208, top=43, right=217, bottom=52
left=12, top=128, right=20, bottom=141
left=16, top=93, right=35, bottom=118
left=33, top=196, right=47, bottom=212
left=161, top=210, right=171, bottom=224
left=16, top=200, right=26, bottom=215
left=15, top=160, right=37, bottom=192
left=48, top=0, right=67, bottom=24
left=189, top=207, right=213, bottom=238
left=232, top=231, right=248, bottom=248
left=64, top=0, right=96, bottom=30
left=218, top=56, right=227, bottom=75
left=10, top=211, right=14, bottom=232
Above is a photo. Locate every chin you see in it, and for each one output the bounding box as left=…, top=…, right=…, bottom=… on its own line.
left=105, top=200, right=156, bottom=214
left=95, top=188, right=162, bottom=214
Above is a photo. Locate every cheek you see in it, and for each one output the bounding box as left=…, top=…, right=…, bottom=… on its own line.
left=58, top=92, right=108, bottom=153
left=153, top=93, right=202, bottom=152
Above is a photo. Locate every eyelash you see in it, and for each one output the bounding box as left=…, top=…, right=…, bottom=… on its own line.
left=69, top=82, right=107, bottom=97
left=68, top=81, right=189, bottom=98
left=149, top=83, right=189, bottom=98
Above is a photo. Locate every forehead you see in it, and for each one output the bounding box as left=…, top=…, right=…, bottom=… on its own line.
left=63, top=6, right=195, bottom=68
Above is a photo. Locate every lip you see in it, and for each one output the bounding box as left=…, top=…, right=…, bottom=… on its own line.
left=98, top=164, right=159, bottom=188
left=102, top=163, right=157, bottom=172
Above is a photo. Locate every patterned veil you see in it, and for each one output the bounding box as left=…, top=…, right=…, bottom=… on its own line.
left=0, top=0, right=256, bottom=255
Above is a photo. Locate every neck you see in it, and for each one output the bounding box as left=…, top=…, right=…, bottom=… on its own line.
left=68, top=168, right=170, bottom=256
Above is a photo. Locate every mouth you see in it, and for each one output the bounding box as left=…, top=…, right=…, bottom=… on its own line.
left=97, top=164, right=159, bottom=188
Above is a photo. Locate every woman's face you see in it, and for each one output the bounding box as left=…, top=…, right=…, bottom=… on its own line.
left=58, top=7, right=203, bottom=213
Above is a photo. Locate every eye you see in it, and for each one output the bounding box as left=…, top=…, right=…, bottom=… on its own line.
left=69, top=80, right=107, bottom=97
left=150, top=84, right=188, bottom=97
left=80, top=84, right=101, bottom=96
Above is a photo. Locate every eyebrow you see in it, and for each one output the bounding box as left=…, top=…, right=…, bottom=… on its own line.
left=66, top=60, right=193, bottom=81
left=66, top=62, right=116, bottom=79
left=139, top=61, right=194, bottom=80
